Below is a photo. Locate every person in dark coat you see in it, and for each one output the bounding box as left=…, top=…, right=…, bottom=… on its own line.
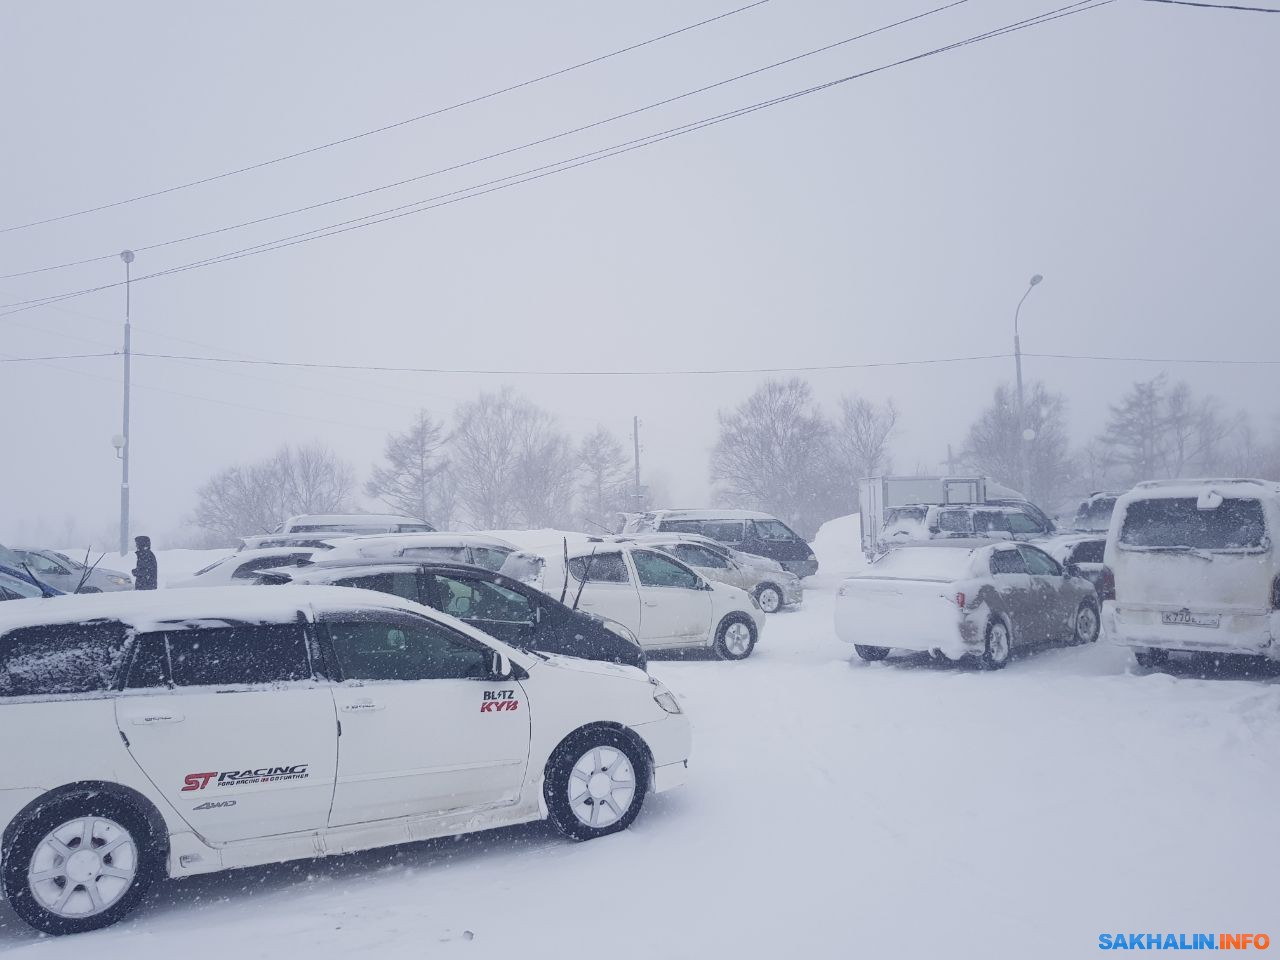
left=132, top=535, right=158, bottom=590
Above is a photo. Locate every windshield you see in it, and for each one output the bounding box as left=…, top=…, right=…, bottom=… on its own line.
left=1119, top=497, right=1268, bottom=551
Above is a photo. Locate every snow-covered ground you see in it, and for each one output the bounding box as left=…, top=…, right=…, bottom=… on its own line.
left=9, top=518, right=1278, bottom=957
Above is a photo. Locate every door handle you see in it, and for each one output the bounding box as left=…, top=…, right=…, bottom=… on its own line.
left=127, top=712, right=185, bottom=725
left=340, top=699, right=385, bottom=713
left=644, top=601, right=659, bottom=607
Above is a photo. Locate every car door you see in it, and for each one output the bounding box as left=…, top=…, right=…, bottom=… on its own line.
left=321, top=609, right=529, bottom=827
left=988, top=547, right=1035, bottom=646
left=566, top=552, right=642, bottom=634
left=115, top=621, right=338, bottom=843
left=421, top=571, right=539, bottom=649
left=1018, top=545, right=1073, bottom=640
left=629, top=550, right=714, bottom=646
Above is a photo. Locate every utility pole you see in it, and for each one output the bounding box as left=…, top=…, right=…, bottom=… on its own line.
left=1013, top=273, right=1042, bottom=497
left=632, top=416, right=642, bottom=510
left=119, top=250, right=135, bottom=556
left=946, top=444, right=956, bottom=475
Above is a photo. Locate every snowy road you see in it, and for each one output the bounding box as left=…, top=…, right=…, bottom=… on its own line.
left=2, top=573, right=1278, bottom=957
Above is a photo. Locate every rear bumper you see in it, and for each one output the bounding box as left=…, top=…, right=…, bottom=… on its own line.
left=1105, top=601, right=1277, bottom=657
left=834, top=589, right=979, bottom=660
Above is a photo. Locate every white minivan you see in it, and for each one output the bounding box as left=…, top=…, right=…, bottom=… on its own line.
left=0, top=587, right=689, bottom=935
left=1104, top=479, right=1280, bottom=668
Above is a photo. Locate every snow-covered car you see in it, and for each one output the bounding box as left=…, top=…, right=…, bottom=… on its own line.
left=236, top=535, right=342, bottom=551
left=0, top=586, right=689, bottom=935
left=13, top=549, right=133, bottom=593
left=620, top=509, right=818, bottom=578
left=258, top=558, right=647, bottom=669
left=0, top=571, right=49, bottom=601
left=168, top=547, right=318, bottom=587
left=1070, top=491, right=1121, bottom=533
left=884, top=503, right=1053, bottom=543
left=321, top=532, right=519, bottom=571
left=834, top=540, right=1100, bottom=669
left=534, top=543, right=765, bottom=659
left=1104, top=479, right=1280, bottom=668
left=620, top=533, right=802, bottom=612
left=278, top=513, right=436, bottom=535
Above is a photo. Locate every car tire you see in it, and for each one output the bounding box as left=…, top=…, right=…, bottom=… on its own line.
left=755, top=584, right=783, bottom=614
left=1134, top=648, right=1169, bottom=669
left=712, top=614, right=757, bottom=660
left=853, top=644, right=891, bottom=661
left=2, top=791, right=160, bottom=936
left=544, top=728, right=649, bottom=842
left=979, top=619, right=1012, bottom=670
left=1072, top=600, right=1101, bottom=645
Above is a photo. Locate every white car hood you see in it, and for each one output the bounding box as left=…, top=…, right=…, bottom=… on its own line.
left=533, top=653, right=650, bottom=682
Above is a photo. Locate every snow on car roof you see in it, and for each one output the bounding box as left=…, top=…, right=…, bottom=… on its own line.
left=645, top=508, right=777, bottom=522
left=323, top=532, right=518, bottom=561
left=0, top=585, right=422, bottom=635
left=283, top=513, right=429, bottom=526
left=1125, top=479, right=1280, bottom=500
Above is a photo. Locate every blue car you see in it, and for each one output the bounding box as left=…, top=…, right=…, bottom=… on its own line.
left=0, top=543, right=62, bottom=596
left=0, top=570, right=54, bottom=601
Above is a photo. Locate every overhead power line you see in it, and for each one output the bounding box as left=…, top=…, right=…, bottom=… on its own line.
left=0, top=1, right=1114, bottom=322
left=0, top=1, right=775, bottom=236
left=1138, top=0, right=1279, bottom=12
left=0, top=0, right=974, bottom=281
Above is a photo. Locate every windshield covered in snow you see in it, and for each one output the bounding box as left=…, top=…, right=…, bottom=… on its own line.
left=1119, top=497, right=1268, bottom=551
left=865, top=546, right=978, bottom=581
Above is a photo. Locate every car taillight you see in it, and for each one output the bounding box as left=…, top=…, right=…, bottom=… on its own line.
left=1271, top=575, right=1280, bottom=610
left=1097, top=566, right=1116, bottom=603
left=955, top=592, right=966, bottom=609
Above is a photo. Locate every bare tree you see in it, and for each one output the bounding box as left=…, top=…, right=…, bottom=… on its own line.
left=365, top=410, right=449, bottom=525
left=962, top=382, right=1073, bottom=505
left=834, top=396, right=898, bottom=483
left=709, top=378, right=842, bottom=537
left=193, top=443, right=355, bottom=543
left=577, top=426, right=631, bottom=532
left=450, top=390, right=577, bottom=529
left=1099, top=377, right=1167, bottom=484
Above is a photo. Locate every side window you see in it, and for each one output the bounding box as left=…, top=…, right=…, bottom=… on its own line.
left=468, top=547, right=511, bottom=572
left=168, top=624, right=311, bottom=687
left=701, top=521, right=745, bottom=543
left=1006, top=512, right=1044, bottom=536
left=425, top=575, right=535, bottom=625
left=24, top=553, right=68, bottom=576
left=937, top=510, right=971, bottom=534
left=990, top=549, right=1028, bottom=576
left=753, top=520, right=797, bottom=542
left=333, top=571, right=420, bottom=602
left=401, top=545, right=469, bottom=564
left=125, top=632, right=170, bottom=689
left=973, top=512, right=1012, bottom=534
left=1019, top=546, right=1061, bottom=577
left=1071, top=541, right=1105, bottom=564
left=660, top=520, right=701, bottom=534
left=326, top=614, right=490, bottom=681
left=671, top=544, right=729, bottom=570
left=232, top=554, right=310, bottom=580
left=567, top=553, right=630, bottom=584
left=0, top=622, right=129, bottom=697
left=632, top=550, right=701, bottom=589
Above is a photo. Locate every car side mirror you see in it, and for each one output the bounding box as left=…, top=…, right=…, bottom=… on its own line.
left=1064, top=561, right=1080, bottom=579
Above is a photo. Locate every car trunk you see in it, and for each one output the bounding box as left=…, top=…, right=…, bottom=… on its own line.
left=836, top=576, right=963, bottom=654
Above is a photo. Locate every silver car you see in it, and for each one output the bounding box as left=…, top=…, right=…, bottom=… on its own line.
left=13, top=549, right=134, bottom=593
left=623, top=533, right=803, bottom=613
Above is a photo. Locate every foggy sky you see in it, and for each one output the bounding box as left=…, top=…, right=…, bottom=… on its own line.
left=2, top=0, right=1276, bottom=547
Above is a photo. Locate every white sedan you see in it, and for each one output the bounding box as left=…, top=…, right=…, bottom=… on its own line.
left=0, top=586, right=690, bottom=935
left=169, top=547, right=318, bottom=587
left=533, top=542, right=765, bottom=659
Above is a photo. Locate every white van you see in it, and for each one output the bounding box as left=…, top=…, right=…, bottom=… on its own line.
left=1104, top=479, right=1280, bottom=667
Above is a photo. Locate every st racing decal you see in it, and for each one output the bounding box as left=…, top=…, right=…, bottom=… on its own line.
left=481, top=689, right=520, bottom=713
left=181, top=764, right=310, bottom=791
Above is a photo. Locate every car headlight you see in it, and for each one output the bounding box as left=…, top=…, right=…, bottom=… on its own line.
left=600, top=618, right=640, bottom=647
left=650, top=680, right=682, bottom=715
left=107, top=575, right=132, bottom=585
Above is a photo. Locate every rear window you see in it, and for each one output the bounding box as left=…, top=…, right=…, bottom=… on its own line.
left=0, top=621, right=129, bottom=697
left=864, top=547, right=977, bottom=581
left=1070, top=541, right=1105, bottom=564
left=1073, top=497, right=1117, bottom=532
left=1119, top=497, right=1268, bottom=551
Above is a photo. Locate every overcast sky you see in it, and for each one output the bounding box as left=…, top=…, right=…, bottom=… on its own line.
left=2, top=0, right=1276, bottom=548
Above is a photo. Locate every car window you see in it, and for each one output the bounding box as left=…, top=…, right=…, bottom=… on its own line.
left=401, top=545, right=470, bottom=564
left=659, top=520, right=701, bottom=534
left=1070, top=541, right=1105, bottom=564
left=701, top=521, right=745, bottom=543
left=124, top=632, right=170, bottom=689
left=632, top=550, right=702, bottom=589
left=1120, top=497, right=1267, bottom=550
left=973, top=512, right=1012, bottom=534
left=233, top=554, right=310, bottom=579
left=326, top=614, right=490, bottom=681
left=425, top=574, right=536, bottom=625
left=0, top=622, right=129, bottom=697
left=753, top=519, right=797, bottom=542
left=1006, top=512, right=1044, bottom=535
left=1018, top=546, right=1061, bottom=576
left=333, top=571, right=420, bottom=602
left=469, top=547, right=511, bottom=572
left=670, top=544, right=730, bottom=569
left=168, top=625, right=311, bottom=687
left=0, top=573, right=44, bottom=600
left=567, top=553, right=630, bottom=584
left=937, top=510, right=971, bottom=534
left=22, top=553, right=67, bottom=576
left=990, top=549, right=1028, bottom=575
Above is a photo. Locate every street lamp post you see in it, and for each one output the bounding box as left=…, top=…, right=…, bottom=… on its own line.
left=119, top=250, right=135, bottom=556
left=1013, top=273, right=1043, bottom=497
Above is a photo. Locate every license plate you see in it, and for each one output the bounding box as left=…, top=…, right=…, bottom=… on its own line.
left=1161, top=609, right=1221, bottom=628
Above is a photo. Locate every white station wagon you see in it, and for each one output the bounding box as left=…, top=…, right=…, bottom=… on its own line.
left=0, top=587, right=690, bottom=935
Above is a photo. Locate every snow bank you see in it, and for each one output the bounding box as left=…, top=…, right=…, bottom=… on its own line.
left=809, top=513, right=867, bottom=582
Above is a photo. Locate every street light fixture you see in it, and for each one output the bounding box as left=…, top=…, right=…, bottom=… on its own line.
left=1013, top=274, right=1043, bottom=497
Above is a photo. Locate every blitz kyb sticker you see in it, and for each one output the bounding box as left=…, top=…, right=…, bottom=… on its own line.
left=481, top=689, right=520, bottom=713
left=181, top=764, right=310, bottom=791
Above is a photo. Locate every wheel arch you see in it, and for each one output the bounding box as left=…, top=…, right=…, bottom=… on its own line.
left=546, top=722, right=654, bottom=784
